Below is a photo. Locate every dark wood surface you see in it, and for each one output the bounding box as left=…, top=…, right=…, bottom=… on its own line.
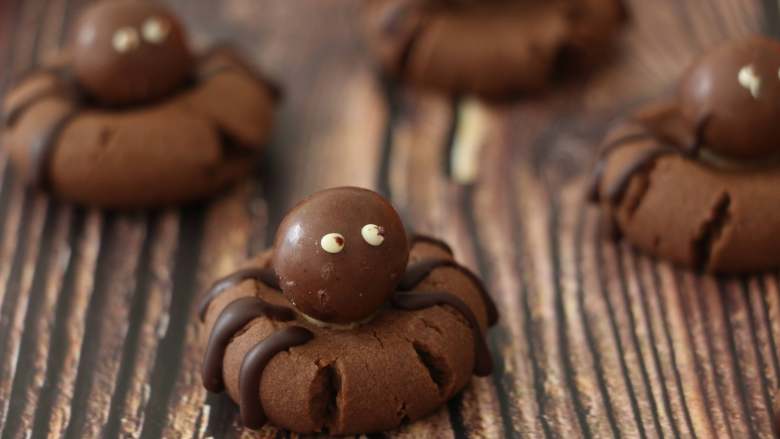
left=0, top=0, right=778, bottom=437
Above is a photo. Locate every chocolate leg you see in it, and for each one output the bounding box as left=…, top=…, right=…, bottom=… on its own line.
left=196, top=45, right=282, bottom=102
left=27, top=108, right=80, bottom=189
left=604, top=145, right=676, bottom=204
left=400, top=259, right=498, bottom=326
left=198, top=267, right=280, bottom=321
left=684, top=113, right=712, bottom=157
left=4, top=68, right=79, bottom=128
left=202, top=296, right=295, bottom=392
left=588, top=128, right=654, bottom=203
left=391, top=291, right=492, bottom=376
left=238, top=326, right=314, bottom=429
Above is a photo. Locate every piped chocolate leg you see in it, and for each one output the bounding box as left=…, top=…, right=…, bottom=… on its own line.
left=683, top=113, right=712, bottom=157
left=400, top=259, right=498, bottom=327
left=4, top=85, right=78, bottom=128
left=202, top=296, right=296, bottom=392
left=196, top=44, right=283, bottom=102
left=409, top=233, right=454, bottom=255
left=391, top=291, right=493, bottom=376
left=588, top=127, right=654, bottom=203
left=604, top=145, right=676, bottom=204
left=238, top=326, right=314, bottom=429
left=198, top=267, right=280, bottom=321
left=27, top=108, right=80, bottom=189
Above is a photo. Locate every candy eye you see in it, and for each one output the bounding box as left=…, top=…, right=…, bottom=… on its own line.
left=737, top=64, right=761, bottom=98
left=320, top=233, right=345, bottom=254
left=112, top=27, right=140, bottom=53
left=142, top=17, right=170, bottom=44
left=361, top=224, right=385, bottom=246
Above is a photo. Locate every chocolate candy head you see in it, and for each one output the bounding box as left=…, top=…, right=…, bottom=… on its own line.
left=678, top=36, right=780, bottom=159
left=72, top=0, right=193, bottom=105
left=273, top=187, right=409, bottom=325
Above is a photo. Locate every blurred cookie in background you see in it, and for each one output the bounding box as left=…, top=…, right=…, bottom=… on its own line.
left=2, top=0, right=279, bottom=208
left=361, top=0, right=627, bottom=98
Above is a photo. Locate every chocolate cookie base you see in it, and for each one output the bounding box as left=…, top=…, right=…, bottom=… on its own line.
left=2, top=46, right=277, bottom=208
left=591, top=102, right=780, bottom=273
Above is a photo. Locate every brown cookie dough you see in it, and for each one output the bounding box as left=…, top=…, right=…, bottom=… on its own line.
left=2, top=1, right=278, bottom=208
left=199, top=188, right=498, bottom=434
left=361, top=0, right=626, bottom=97
left=589, top=37, right=780, bottom=273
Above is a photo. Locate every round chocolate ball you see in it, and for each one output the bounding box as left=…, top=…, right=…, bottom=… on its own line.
left=273, top=187, right=409, bottom=325
left=678, top=36, right=780, bottom=159
left=72, top=0, right=193, bottom=105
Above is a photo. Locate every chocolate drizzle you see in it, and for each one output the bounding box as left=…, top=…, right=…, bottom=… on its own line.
left=10, top=66, right=71, bottom=90
left=198, top=267, right=280, bottom=321
left=4, top=86, right=75, bottom=128
left=2, top=68, right=82, bottom=188
left=28, top=108, right=80, bottom=189
left=589, top=114, right=712, bottom=205
left=684, top=113, right=712, bottom=157
left=197, top=64, right=239, bottom=83
left=379, top=0, right=415, bottom=36
left=603, top=145, right=676, bottom=204
left=587, top=128, right=654, bottom=202
left=202, top=296, right=296, bottom=392
left=238, top=326, right=313, bottom=429
left=399, top=258, right=498, bottom=326
left=197, top=45, right=283, bottom=102
left=391, top=291, right=493, bottom=376
left=4, top=68, right=77, bottom=127
left=410, top=233, right=454, bottom=255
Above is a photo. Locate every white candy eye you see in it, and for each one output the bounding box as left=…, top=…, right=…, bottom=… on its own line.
left=361, top=224, right=385, bottom=246
left=320, top=233, right=345, bottom=254
left=738, top=64, right=761, bottom=99
left=142, top=17, right=170, bottom=44
left=112, top=27, right=140, bottom=53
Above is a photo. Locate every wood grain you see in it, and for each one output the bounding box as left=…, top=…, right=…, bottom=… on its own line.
left=0, top=0, right=778, bottom=437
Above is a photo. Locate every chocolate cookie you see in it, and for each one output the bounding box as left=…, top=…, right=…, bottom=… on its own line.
left=199, top=187, right=498, bottom=434
left=2, top=1, right=278, bottom=208
left=361, top=0, right=626, bottom=97
left=589, top=36, right=780, bottom=273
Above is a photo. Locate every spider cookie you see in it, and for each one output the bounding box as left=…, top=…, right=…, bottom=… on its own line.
left=361, top=0, right=626, bottom=97
left=199, top=187, right=498, bottom=434
left=590, top=36, right=780, bottom=273
left=2, top=0, right=278, bottom=208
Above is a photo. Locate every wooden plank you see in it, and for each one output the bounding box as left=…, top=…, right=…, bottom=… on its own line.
left=63, top=215, right=148, bottom=438
left=4, top=206, right=72, bottom=439
left=102, top=211, right=179, bottom=438
left=156, top=184, right=259, bottom=439
left=0, top=193, right=50, bottom=434
left=0, top=0, right=49, bottom=425
left=0, top=0, right=78, bottom=436
left=650, top=260, right=716, bottom=438
left=32, top=210, right=104, bottom=437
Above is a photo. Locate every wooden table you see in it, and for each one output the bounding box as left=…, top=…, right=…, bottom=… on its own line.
left=0, top=0, right=777, bottom=437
